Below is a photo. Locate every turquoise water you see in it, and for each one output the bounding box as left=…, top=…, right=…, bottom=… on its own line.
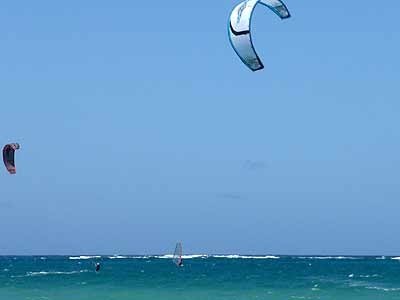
left=1, top=255, right=400, bottom=299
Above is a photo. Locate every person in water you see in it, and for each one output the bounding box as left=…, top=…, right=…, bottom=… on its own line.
left=178, top=258, right=183, bottom=266
left=95, top=263, right=101, bottom=272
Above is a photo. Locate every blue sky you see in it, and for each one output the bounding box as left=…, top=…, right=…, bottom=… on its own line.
left=0, top=1, right=399, bottom=255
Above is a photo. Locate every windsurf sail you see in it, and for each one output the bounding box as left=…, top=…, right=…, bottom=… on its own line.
left=172, top=242, right=183, bottom=266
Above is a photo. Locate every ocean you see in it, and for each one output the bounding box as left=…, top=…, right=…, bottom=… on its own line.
left=1, top=255, right=400, bottom=300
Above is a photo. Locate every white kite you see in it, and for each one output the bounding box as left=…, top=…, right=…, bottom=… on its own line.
left=228, top=0, right=291, bottom=71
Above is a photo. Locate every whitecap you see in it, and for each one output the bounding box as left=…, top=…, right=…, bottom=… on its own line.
left=109, top=256, right=151, bottom=259
left=69, top=256, right=101, bottom=260
left=360, top=274, right=381, bottom=278
left=213, top=255, right=279, bottom=259
left=12, top=270, right=89, bottom=278
left=366, top=286, right=400, bottom=292
left=108, top=255, right=129, bottom=259
left=155, top=254, right=208, bottom=259
left=27, top=271, right=85, bottom=276
left=298, top=256, right=359, bottom=260
left=155, top=254, right=173, bottom=259
left=182, top=255, right=208, bottom=259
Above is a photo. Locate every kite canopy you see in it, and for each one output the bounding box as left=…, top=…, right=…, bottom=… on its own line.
left=228, top=0, right=291, bottom=71
left=3, top=143, right=20, bottom=174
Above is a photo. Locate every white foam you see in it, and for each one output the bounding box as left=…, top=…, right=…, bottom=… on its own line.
left=391, top=257, right=400, bottom=260
left=109, top=254, right=276, bottom=260
left=155, top=254, right=173, bottom=259
left=69, top=256, right=101, bottom=260
left=12, top=270, right=89, bottom=278
left=366, top=286, right=400, bottom=292
left=108, top=256, right=151, bottom=259
left=360, top=274, right=381, bottom=278
left=27, top=270, right=88, bottom=276
left=213, top=255, right=280, bottom=259
left=183, top=255, right=208, bottom=259
left=155, top=254, right=208, bottom=259
left=298, top=256, right=359, bottom=260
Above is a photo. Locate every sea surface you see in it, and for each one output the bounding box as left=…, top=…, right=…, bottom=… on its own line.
left=1, top=255, right=400, bottom=299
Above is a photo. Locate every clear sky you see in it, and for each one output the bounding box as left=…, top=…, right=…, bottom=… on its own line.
left=0, top=1, right=399, bottom=255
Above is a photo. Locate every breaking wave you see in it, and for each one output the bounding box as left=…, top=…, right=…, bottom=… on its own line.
left=360, top=274, right=381, bottom=278
left=155, top=254, right=208, bottom=259
left=108, top=255, right=152, bottom=259
left=213, top=255, right=280, bottom=259
left=69, top=256, right=101, bottom=260
left=111, top=254, right=280, bottom=260
left=298, top=256, right=360, bottom=260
